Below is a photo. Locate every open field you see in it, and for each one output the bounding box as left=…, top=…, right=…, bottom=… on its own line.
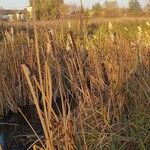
left=0, top=18, right=149, bottom=149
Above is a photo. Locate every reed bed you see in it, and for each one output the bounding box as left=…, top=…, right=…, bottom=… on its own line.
left=0, top=19, right=149, bottom=149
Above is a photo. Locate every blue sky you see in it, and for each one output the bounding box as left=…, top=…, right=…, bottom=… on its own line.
left=0, top=0, right=146, bottom=9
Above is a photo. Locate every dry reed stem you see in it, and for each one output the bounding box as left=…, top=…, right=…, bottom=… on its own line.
left=21, top=64, right=52, bottom=149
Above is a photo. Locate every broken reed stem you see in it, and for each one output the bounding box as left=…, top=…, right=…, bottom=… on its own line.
left=32, top=76, right=59, bottom=122
left=21, top=64, right=52, bottom=149
left=32, top=0, right=53, bottom=148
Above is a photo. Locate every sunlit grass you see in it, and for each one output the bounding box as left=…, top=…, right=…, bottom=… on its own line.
left=0, top=18, right=149, bottom=149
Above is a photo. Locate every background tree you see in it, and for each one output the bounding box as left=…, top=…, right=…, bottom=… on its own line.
left=32, top=0, right=64, bottom=20
left=144, top=0, right=150, bottom=15
left=104, top=0, right=118, bottom=9
left=91, top=3, right=102, bottom=17
left=103, top=0, right=120, bottom=17
left=128, top=0, right=142, bottom=12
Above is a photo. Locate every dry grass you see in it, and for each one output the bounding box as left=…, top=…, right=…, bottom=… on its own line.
left=0, top=17, right=149, bottom=149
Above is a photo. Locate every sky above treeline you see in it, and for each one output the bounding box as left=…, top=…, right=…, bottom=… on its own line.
left=0, top=0, right=146, bottom=9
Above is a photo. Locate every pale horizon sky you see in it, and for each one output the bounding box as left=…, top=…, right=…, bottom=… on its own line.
left=0, top=0, right=146, bottom=9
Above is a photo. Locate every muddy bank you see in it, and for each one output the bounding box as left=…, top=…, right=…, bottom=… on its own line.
left=0, top=105, right=43, bottom=150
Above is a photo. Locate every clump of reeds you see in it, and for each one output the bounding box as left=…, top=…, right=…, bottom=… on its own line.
left=0, top=16, right=149, bottom=149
